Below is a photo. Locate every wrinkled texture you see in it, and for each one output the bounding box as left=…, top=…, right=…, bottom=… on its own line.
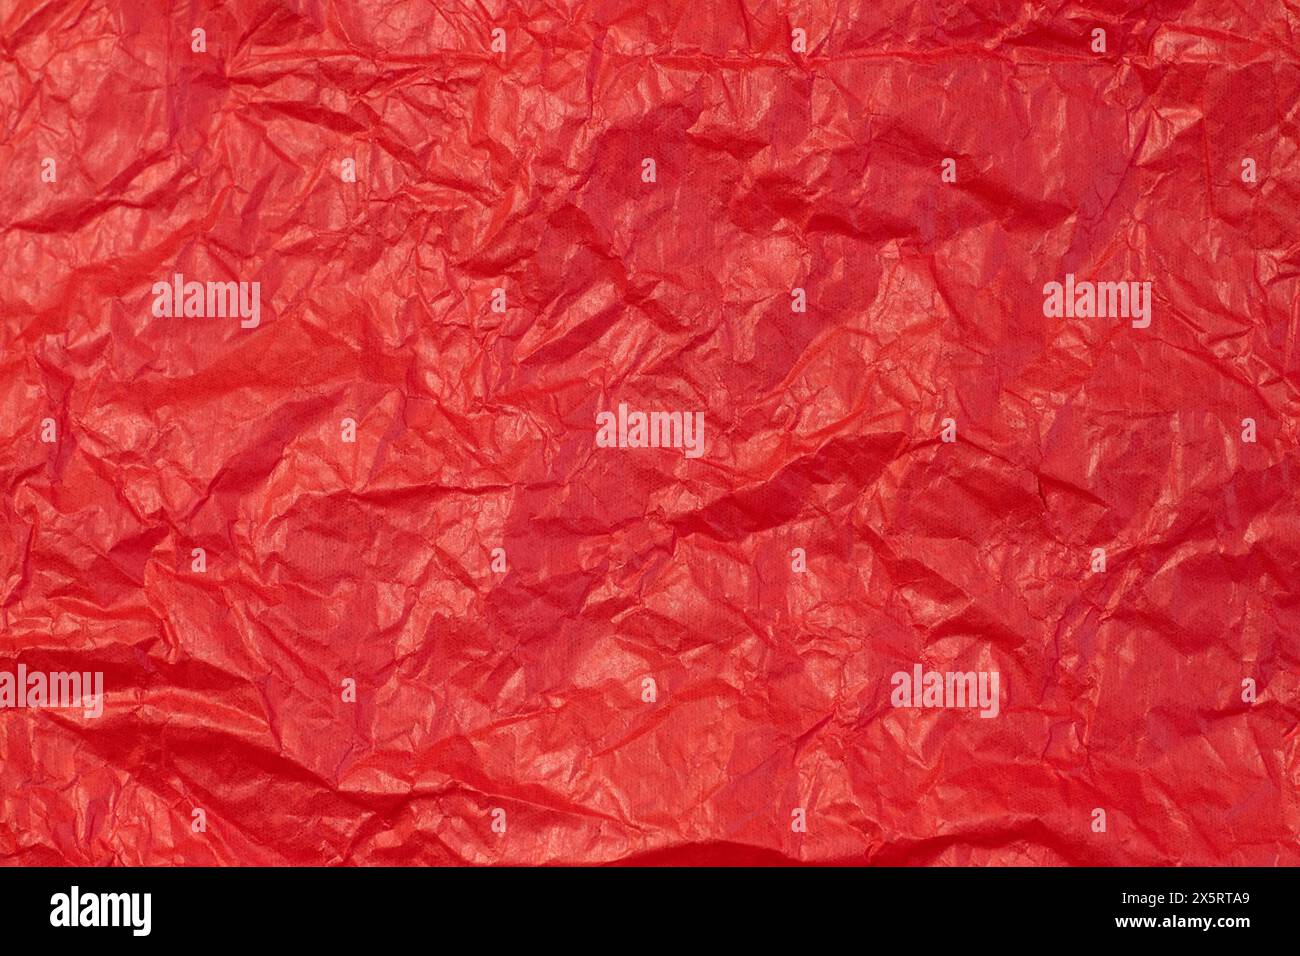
left=1, top=0, right=1299, bottom=866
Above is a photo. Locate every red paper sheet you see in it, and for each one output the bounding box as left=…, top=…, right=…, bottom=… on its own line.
left=1, top=1, right=1297, bottom=866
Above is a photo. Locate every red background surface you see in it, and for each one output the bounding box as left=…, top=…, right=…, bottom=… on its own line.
left=1, top=1, right=1297, bottom=865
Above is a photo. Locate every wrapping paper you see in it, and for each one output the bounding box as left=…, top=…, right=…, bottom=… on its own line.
left=1, top=0, right=1298, bottom=866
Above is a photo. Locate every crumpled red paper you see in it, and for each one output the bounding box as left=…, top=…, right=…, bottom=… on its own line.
left=1, top=1, right=1298, bottom=866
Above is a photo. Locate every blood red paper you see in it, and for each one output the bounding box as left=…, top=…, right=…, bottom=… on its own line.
left=1, top=1, right=1298, bottom=866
